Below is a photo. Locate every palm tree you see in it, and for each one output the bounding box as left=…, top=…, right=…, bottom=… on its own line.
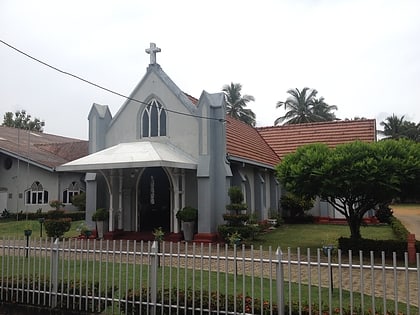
left=274, top=87, right=337, bottom=125
left=312, top=97, right=338, bottom=121
left=379, top=114, right=406, bottom=140
left=222, top=83, right=256, bottom=126
left=379, top=114, right=420, bottom=141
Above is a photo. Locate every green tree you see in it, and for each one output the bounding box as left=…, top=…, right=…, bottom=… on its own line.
left=276, top=140, right=420, bottom=240
left=274, top=87, right=338, bottom=125
left=379, top=114, right=406, bottom=140
left=222, top=82, right=256, bottom=126
left=2, top=110, right=45, bottom=132
left=379, top=114, right=420, bottom=142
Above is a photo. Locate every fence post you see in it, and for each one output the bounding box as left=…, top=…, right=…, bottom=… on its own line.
left=149, top=241, right=158, bottom=315
left=276, top=247, right=284, bottom=315
left=408, top=233, right=416, bottom=264
left=50, top=238, right=59, bottom=308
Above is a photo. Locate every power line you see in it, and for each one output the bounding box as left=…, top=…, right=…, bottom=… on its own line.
left=0, top=39, right=225, bottom=122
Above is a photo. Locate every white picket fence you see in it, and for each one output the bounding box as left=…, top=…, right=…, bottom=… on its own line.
left=0, top=237, right=419, bottom=314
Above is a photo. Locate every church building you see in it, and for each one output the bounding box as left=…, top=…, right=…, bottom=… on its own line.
left=57, top=43, right=376, bottom=239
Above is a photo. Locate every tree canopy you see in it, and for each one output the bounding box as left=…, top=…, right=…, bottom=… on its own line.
left=379, top=114, right=419, bottom=142
left=222, top=82, right=256, bottom=126
left=2, top=110, right=45, bottom=132
left=275, top=87, right=338, bottom=125
left=276, top=140, right=420, bottom=240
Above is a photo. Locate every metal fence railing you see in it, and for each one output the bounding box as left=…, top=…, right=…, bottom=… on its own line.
left=0, top=237, right=419, bottom=314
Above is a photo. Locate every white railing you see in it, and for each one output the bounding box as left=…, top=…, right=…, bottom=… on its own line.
left=0, top=237, right=419, bottom=314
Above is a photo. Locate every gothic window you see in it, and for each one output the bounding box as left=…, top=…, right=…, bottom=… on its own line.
left=63, top=181, right=82, bottom=204
left=25, top=181, right=49, bottom=205
left=141, top=99, right=167, bottom=137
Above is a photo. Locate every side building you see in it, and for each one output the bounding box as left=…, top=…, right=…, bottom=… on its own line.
left=0, top=126, right=88, bottom=215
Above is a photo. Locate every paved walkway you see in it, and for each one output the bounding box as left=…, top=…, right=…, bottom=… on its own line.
left=391, top=204, right=420, bottom=240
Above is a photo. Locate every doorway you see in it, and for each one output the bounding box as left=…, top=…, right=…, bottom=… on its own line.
left=138, top=167, right=171, bottom=232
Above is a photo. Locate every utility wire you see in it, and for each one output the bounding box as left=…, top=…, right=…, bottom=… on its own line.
left=0, top=39, right=225, bottom=122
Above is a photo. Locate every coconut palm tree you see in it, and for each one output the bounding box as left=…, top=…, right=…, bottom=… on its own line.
left=274, top=87, right=337, bottom=125
left=312, top=97, right=338, bottom=121
left=222, top=83, right=256, bottom=126
left=379, top=114, right=406, bottom=140
left=379, top=114, right=420, bottom=141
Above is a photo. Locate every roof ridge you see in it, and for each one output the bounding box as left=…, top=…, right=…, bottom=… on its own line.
left=256, top=119, right=376, bottom=130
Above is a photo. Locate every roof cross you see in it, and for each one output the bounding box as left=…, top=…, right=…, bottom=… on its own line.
left=145, top=42, right=161, bottom=65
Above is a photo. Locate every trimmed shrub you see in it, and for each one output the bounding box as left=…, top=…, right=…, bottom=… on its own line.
left=71, top=192, right=86, bottom=211
left=222, top=213, right=250, bottom=226
left=44, top=218, right=71, bottom=239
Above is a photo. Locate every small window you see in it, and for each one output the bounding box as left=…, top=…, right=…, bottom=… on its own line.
left=141, top=99, right=167, bottom=137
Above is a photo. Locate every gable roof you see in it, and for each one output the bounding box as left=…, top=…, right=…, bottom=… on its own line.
left=0, top=126, right=88, bottom=171
left=257, top=119, right=376, bottom=160
left=110, top=64, right=197, bottom=129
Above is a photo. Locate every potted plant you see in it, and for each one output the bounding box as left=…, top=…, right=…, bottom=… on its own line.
left=153, top=226, right=165, bottom=242
left=92, top=208, right=109, bottom=239
left=176, top=206, right=198, bottom=242
left=76, top=222, right=92, bottom=238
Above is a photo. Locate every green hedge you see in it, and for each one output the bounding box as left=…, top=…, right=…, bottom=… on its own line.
left=10, top=211, right=85, bottom=221
left=389, top=216, right=410, bottom=241
left=339, top=216, right=420, bottom=258
left=338, top=237, right=408, bottom=258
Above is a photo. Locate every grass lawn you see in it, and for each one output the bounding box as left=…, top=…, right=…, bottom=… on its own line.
left=251, top=223, right=398, bottom=251
left=0, top=218, right=397, bottom=251
left=0, top=218, right=83, bottom=239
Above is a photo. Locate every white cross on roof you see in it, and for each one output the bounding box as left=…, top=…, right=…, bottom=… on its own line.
left=145, top=42, right=161, bottom=65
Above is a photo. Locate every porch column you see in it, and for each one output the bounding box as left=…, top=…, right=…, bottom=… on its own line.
left=118, top=170, right=123, bottom=230
left=172, top=169, right=185, bottom=233
left=109, top=170, right=114, bottom=231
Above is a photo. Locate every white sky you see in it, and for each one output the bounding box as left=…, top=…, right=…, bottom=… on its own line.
left=1, top=0, right=419, bottom=140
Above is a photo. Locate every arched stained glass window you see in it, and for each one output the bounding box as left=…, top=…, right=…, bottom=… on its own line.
left=141, top=99, right=167, bottom=137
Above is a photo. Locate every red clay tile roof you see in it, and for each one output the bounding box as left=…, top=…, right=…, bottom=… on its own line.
left=0, top=126, right=88, bottom=169
left=226, top=116, right=280, bottom=168
left=257, top=119, right=376, bottom=161
left=182, top=92, right=376, bottom=167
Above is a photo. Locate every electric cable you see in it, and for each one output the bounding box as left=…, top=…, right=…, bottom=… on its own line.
left=0, top=39, right=226, bottom=122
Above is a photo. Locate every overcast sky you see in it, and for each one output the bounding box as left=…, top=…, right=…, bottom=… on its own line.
left=1, top=0, right=420, bottom=140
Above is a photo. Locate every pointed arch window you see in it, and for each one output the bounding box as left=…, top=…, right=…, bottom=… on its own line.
left=25, top=181, right=49, bottom=205
left=141, top=99, right=167, bottom=137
